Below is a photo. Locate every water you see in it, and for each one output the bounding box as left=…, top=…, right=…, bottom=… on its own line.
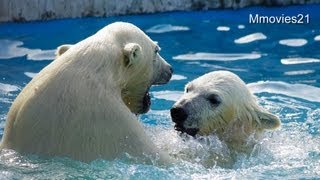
left=0, top=4, right=320, bottom=179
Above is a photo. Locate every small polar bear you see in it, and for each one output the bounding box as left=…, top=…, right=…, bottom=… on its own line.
left=170, top=71, right=280, bottom=156
left=0, top=22, right=173, bottom=163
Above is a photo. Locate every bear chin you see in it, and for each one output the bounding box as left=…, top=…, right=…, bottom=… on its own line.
left=174, top=125, right=199, bottom=137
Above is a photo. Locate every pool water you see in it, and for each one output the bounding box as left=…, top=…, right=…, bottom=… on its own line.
left=1, top=4, right=320, bottom=179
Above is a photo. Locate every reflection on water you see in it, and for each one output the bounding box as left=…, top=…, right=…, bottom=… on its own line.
left=284, top=70, right=315, bottom=76
left=278, top=38, right=308, bottom=47
left=0, top=39, right=55, bottom=61
left=216, top=26, right=230, bottom=31
left=173, top=52, right=261, bottom=61
left=281, top=57, right=320, bottom=65
left=146, top=24, right=190, bottom=33
left=234, top=32, right=267, bottom=44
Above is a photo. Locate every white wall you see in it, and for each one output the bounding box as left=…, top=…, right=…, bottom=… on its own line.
left=0, top=0, right=318, bottom=22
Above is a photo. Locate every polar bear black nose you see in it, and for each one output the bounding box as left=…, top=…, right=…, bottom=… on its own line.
left=170, top=107, right=188, bottom=123
left=169, top=66, right=173, bottom=74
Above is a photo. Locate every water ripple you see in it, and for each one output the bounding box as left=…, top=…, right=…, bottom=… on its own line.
left=279, top=39, right=308, bottom=47
left=152, top=91, right=183, bottom=101
left=248, top=81, right=320, bottom=102
left=217, top=26, right=230, bottom=31
left=173, top=53, right=261, bottom=61
left=24, top=72, right=38, bottom=78
left=146, top=24, right=190, bottom=33
left=238, top=25, right=245, bottom=29
left=281, top=58, right=320, bottom=65
left=234, top=33, right=267, bottom=44
left=284, top=70, right=315, bottom=76
left=0, top=83, right=20, bottom=94
left=0, top=39, right=55, bottom=61
left=171, top=74, right=187, bottom=81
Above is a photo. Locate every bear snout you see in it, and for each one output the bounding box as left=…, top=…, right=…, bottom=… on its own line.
left=163, top=66, right=173, bottom=82
left=153, top=65, right=173, bottom=85
left=170, top=107, right=188, bottom=123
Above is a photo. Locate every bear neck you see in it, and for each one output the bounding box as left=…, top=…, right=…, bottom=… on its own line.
left=221, top=118, right=260, bottom=154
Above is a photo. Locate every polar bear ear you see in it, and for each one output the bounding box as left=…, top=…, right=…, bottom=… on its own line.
left=123, top=43, right=142, bottom=67
left=55, top=44, right=73, bottom=58
left=256, top=110, right=281, bottom=130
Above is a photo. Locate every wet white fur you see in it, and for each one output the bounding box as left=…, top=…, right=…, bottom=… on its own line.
left=0, top=22, right=172, bottom=163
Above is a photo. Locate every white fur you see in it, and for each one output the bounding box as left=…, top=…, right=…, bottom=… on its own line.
left=172, top=71, right=280, bottom=153
left=0, top=22, right=172, bottom=163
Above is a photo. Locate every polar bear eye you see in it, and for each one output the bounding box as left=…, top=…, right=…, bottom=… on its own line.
left=207, top=94, right=220, bottom=105
left=154, top=46, right=161, bottom=54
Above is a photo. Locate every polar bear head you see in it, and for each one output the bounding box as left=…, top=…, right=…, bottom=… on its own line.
left=170, top=71, right=280, bottom=140
left=55, top=22, right=172, bottom=114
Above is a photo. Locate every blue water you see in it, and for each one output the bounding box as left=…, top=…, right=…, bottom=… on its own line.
left=1, top=4, right=320, bottom=179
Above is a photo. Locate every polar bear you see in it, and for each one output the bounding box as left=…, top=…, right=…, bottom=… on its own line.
left=0, top=22, right=173, bottom=163
left=170, top=71, right=280, bottom=154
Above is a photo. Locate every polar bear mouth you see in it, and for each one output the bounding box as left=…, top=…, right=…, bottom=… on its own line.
left=140, top=91, right=151, bottom=114
left=174, top=125, right=199, bottom=137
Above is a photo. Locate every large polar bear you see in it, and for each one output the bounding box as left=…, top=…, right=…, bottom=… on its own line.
left=170, top=71, right=280, bottom=154
left=0, top=22, right=173, bottom=163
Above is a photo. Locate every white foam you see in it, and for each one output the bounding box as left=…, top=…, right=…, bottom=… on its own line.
left=284, top=70, right=315, bottom=76
left=315, top=35, right=320, bottom=41
left=147, top=109, right=169, bottom=116
left=281, top=58, right=320, bottom=65
left=146, top=24, right=190, bottom=33
left=234, top=33, right=267, bottom=44
left=279, top=39, right=307, bottom=47
left=152, top=90, right=183, bottom=101
left=248, top=81, right=320, bottom=102
left=217, top=26, right=230, bottom=31
left=238, top=25, right=245, bottom=29
left=171, top=74, right=187, bottom=81
left=24, top=72, right=38, bottom=78
left=0, top=39, right=55, bottom=60
left=0, top=83, right=20, bottom=93
left=173, top=52, right=261, bottom=61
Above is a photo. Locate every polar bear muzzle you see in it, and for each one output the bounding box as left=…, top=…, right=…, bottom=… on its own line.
left=151, top=54, right=173, bottom=85
left=170, top=107, right=199, bottom=136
